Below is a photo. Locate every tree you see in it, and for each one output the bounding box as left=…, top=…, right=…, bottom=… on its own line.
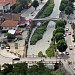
left=2, top=64, right=13, bottom=75
left=38, top=51, right=43, bottom=57
left=32, top=0, right=39, bottom=10
left=7, top=33, right=15, bottom=42
left=12, top=63, right=27, bottom=75
left=46, top=43, right=55, bottom=57
left=55, top=33, right=64, bottom=42
left=55, top=20, right=66, bottom=28
left=46, top=48, right=54, bottom=57
left=55, top=27, right=65, bottom=34
left=59, top=3, right=66, bottom=12
left=68, top=1, right=73, bottom=8
left=65, top=6, right=73, bottom=18
left=69, top=0, right=74, bottom=2
left=27, top=65, right=38, bottom=75
left=57, top=39, right=67, bottom=52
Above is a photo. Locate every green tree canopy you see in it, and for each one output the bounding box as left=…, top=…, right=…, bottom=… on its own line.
left=55, top=33, right=64, bottom=43
left=65, top=6, right=73, bottom=15
left=55, top=20, right=66, bottom=28
left=59, top=3, right=66, bottom=11
left=57, top=39, right=67, bottom=52
left=55, top=27, right=65, bottom=34
left=32, top=0, right=39, bottom=10
left=38, top=51, right=44, bottom=57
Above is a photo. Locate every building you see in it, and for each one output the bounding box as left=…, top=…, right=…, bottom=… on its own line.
left=1, top=20, right=18, bottom=31
left=3, top=13, right=20, bottom=21
left=0, top=0, right=16, bottom=13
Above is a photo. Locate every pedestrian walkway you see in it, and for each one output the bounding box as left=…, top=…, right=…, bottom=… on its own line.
left=27, top=0, right=61, bottom=56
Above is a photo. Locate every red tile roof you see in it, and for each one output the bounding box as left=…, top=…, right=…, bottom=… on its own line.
left=3, top=13, right=20, bottom=21
left=0, top=0, right=16, bottom=5
left=1, top=20, right=18, bottom=27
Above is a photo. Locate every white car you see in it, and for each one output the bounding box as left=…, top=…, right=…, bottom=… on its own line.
left=74, top=43, right=75, bottom=47
left=65, top=27, right=69, bottom=31
left=69, top=45, right=73, bottom=50
left=74, top=66, right=75, bottom=70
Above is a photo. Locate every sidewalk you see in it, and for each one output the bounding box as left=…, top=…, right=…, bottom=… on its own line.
left=27, top=0, right=61, bottom=56
left=21, top=0, right=48, bottom=19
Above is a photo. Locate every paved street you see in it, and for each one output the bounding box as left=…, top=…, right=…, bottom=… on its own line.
left=0, top=0, right=75, bottom=74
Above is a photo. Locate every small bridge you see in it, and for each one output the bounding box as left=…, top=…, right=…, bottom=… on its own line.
left=32, top=17, right=61, bottom=22
left=27, top=17, right=61, bottom=22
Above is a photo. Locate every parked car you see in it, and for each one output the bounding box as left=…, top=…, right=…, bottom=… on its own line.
left=64, top=34, right=67, bottom=37
left=65, top=27, right=69, bottom=31
left=13, top=57, right=20, bottom=60
left=68, top=32, right=71, bottom=35
left=74, top=43, right=75, bottom=47
left=65, top=52, right=69, bottom=55
left=69, top=45, right=73, bottom=50
left=74, top=66, right=75, bottom=70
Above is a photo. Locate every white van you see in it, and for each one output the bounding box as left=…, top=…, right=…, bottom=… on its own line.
left=69, top=45, right=73, bottom=50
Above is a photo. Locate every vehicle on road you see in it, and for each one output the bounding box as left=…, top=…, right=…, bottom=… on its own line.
left=13, top=57, right=20, bottom=61
left=64, top=34, right=67, bottom=37
left=65, top=27, right=69, bottom=31
left=74, top=43, right=75, bottom=47
left=69, top=45, right=73, bottom=50
left=74, top=66, right=75, bottom=70
left=65, top=52, right=69, bottom=55
left=68, top=32, right=71, bottom=35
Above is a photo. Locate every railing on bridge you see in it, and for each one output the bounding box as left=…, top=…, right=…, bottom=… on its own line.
left=31, top=17, right=61, bottom=21
left=23, top=61, right=59, bottom=64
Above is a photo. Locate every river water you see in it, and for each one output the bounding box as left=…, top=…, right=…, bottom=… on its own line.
left=27, top=0, right=61, bottom=56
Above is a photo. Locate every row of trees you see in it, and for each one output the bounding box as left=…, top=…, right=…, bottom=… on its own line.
left=0, top=62, right=63, bottom=75
left=59, top=0, right=74, bottom=18
left=38, top=20, right=67, bottom=57
left=11, top=0, right=31, bottom=13
left=52, top=20, right=67, bottom=53
left=53, top=20, right=67, bottom=52
left=11, top=0, right=44, bottom=13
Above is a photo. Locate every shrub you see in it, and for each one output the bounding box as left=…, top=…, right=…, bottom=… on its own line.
left=30, top=23, right=48, bottom=45
left=38, top=51, right=43, bottom=57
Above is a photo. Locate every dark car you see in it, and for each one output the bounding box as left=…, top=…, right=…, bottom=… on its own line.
left=65, top=52, right=69, bottom=55
left=13, top=58, right=20, bottom=61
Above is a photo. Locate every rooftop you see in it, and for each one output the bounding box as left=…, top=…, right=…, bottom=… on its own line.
left=3, top=13, right=20, bottom=21
left=1, top=20, right=18, bottom=27
left=0, top=0, right=16, bottom=5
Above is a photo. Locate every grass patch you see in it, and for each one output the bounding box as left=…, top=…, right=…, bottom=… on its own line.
left=46, top=42, right=55, bottom=57
left=36, top=0, right=54, bottom=18
left=30, top=22, right=48, bottom=45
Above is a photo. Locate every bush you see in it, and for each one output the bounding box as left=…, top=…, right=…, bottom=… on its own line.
left=46, top=42, right=55, bottom=57
left=38, top=51, right=43, bottom=57
left=30, top=23, right=48, bottom=45
left=35, top=0, right=54, bottom=18
left=46, top=47, right=54, bottom=57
